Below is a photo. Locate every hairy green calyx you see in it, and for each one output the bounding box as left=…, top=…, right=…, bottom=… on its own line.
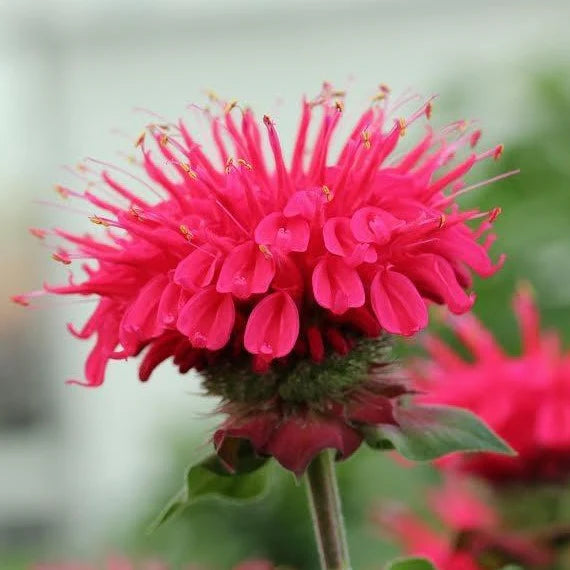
left=201, top=335, right=393, bottom=406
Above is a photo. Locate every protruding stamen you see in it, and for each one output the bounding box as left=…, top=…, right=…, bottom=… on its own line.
left=224, top=99, right=238, bottom=114
left=237, top=158, right=252, bottom=170
left=361, top=130, right=371, bottom=150
left=425, top=101, right=433, bottom=120
left=89, top=215, right=109, bottom=227
left=179, top=162, right=197, bottom=179
left=322, top=185, right=333, bottom=202
left=55, top=185, right=70, bottom=199
left=52, top=252, right=71, bottom=265
left=438, top=213, right=446, bottom=229
left=179, top=224, right=193, bottom=241
left=397, top=118, right=407, bottom=137
left=258, top=244, right=272, bottom=258
left=11, top=294, right=30, bottom=306
left=334, top=100, right=344, bottom=112
left=135, top=131, right=146, bottom=148
left=470, top=130, right=482, bottom=147
left=488, top=207, right=502, bottom=223
left=494, top=144, right=504, bottom=160
left=29, top=228, right=47, bottom=240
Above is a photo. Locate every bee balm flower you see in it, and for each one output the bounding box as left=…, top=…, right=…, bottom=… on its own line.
left=413, top=286, right=570, bottom=483
left=17, top=84, right=509, bottom=474
left=17, top=84, right=506, bottom=386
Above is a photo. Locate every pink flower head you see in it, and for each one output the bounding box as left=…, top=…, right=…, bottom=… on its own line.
left=17, top=83, right=507, bottom=386
left=375, top=477, right=553, bottom=570
left=412, top=285, right=570, bottom=484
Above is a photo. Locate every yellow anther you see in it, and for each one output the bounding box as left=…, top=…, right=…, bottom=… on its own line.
left=179, top=224, right=193, bottom=240
left=425, top=101, right=433, bottom=120
left=237, top=158, right=253, bottom=170
left=371, top=92, right=386, bottom=103
left=331, top=89, right=346, bottom=98
left=89, top=215, right=109, bottom=227
left=76, top=163, right=88, bottom=173
left=334, top=100, right=344, bottom=112
left=438, top=213, right=446, bottom=229
left=55, top=185, right=69, bottom=199
left=179, top=162, right=197, bottom=178
left=159, top=134, right=169, bottom=146
left=126, top=155, right=137, bottom=164
left=135, top=131, right=146, bottom=148
left=398, top=118, right=407, bottom=137
left=224, top=99, right=238, bottom=114
left=52, top=253, right=71, bottom=265
left=322, top=185, right=333, bottom=202
left=380, top=84, right=391, bottom=94
left=258, top=244, right=272, bottom=258
left=361, top=130, right=372, bottom=150
left=206, top=89, right=220, bottom=102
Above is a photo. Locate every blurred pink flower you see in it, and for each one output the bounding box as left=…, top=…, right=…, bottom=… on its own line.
left=412, top=286, right=570, bottom=484
left=376, top=477, right=553, bottom=569
left=16, top=83, right=506, bottom=386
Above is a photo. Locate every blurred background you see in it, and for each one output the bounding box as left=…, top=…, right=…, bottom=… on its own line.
left=1, top=0, right=569, bottom=568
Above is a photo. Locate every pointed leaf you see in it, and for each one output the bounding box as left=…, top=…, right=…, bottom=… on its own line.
left=148, top=453, right=271, bottom=532
left=385, top=557, right=437, bottom=570
left=365, top=404, right=515, bottom=461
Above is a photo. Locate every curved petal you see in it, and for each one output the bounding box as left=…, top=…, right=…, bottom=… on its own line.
left=177, top=287, right=235, bottom=350
left=217, top=240, right=275, bottom=299
left=264, top=415, right=362, bottom=475
left=255, top=212, right=310, bottom=252
left=312, top=255, right=365, bottom=315
left=370, top=268, right=428, bottom=336
left=244, top=291, right=299, bottom=359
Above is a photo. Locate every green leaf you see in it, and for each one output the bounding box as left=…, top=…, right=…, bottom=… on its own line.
left=365, top=404, right=515, bottom=461
left=148, top=451, right=271, bottom=532
left=385, top=557, right=437, bottom=570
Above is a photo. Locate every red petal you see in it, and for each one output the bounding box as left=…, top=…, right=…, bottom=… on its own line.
left=255, top=212, right=310, bottom=252
left=265, top=415, right=362, bottom=475
left=244, top=291, right=299, bottom=359
left=312, top=255, right=365, bottom=315
left=370, top=268, right=427, bottom=336
left=217, top=240, right=275, bottom=299
left=177, top=287, right=235, bottom=350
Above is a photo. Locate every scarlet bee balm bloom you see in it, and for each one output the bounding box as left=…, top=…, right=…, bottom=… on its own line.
left=18, top=84, right=507, bottom=474
left=414, top=286, right=570, bottom=483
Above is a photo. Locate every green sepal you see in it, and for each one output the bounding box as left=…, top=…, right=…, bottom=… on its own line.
left=148, top=447, right=271, bottom=532
left=364, top=404, right=515, bottom=461
left=384, top=557, right=437, bottom=570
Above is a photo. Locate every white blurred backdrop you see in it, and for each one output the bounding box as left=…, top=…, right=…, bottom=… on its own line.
left=1, top=0, right=569, bottom=559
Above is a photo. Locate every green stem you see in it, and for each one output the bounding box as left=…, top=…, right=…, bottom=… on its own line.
left=305, top=450, right=352, bottom=570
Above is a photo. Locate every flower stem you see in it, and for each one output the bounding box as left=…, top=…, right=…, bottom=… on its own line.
left=305, top=450, right=352, bottom=570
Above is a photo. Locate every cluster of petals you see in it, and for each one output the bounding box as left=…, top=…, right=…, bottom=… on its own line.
left=33, top=557, right=273, bottom=570
left=412, top=287, right=570, bottom=483
left=18, top=84, right=506, bottom=385
left=214, top=370, right=407, bottom=475
left=376, top=477, right=553, bottom=570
